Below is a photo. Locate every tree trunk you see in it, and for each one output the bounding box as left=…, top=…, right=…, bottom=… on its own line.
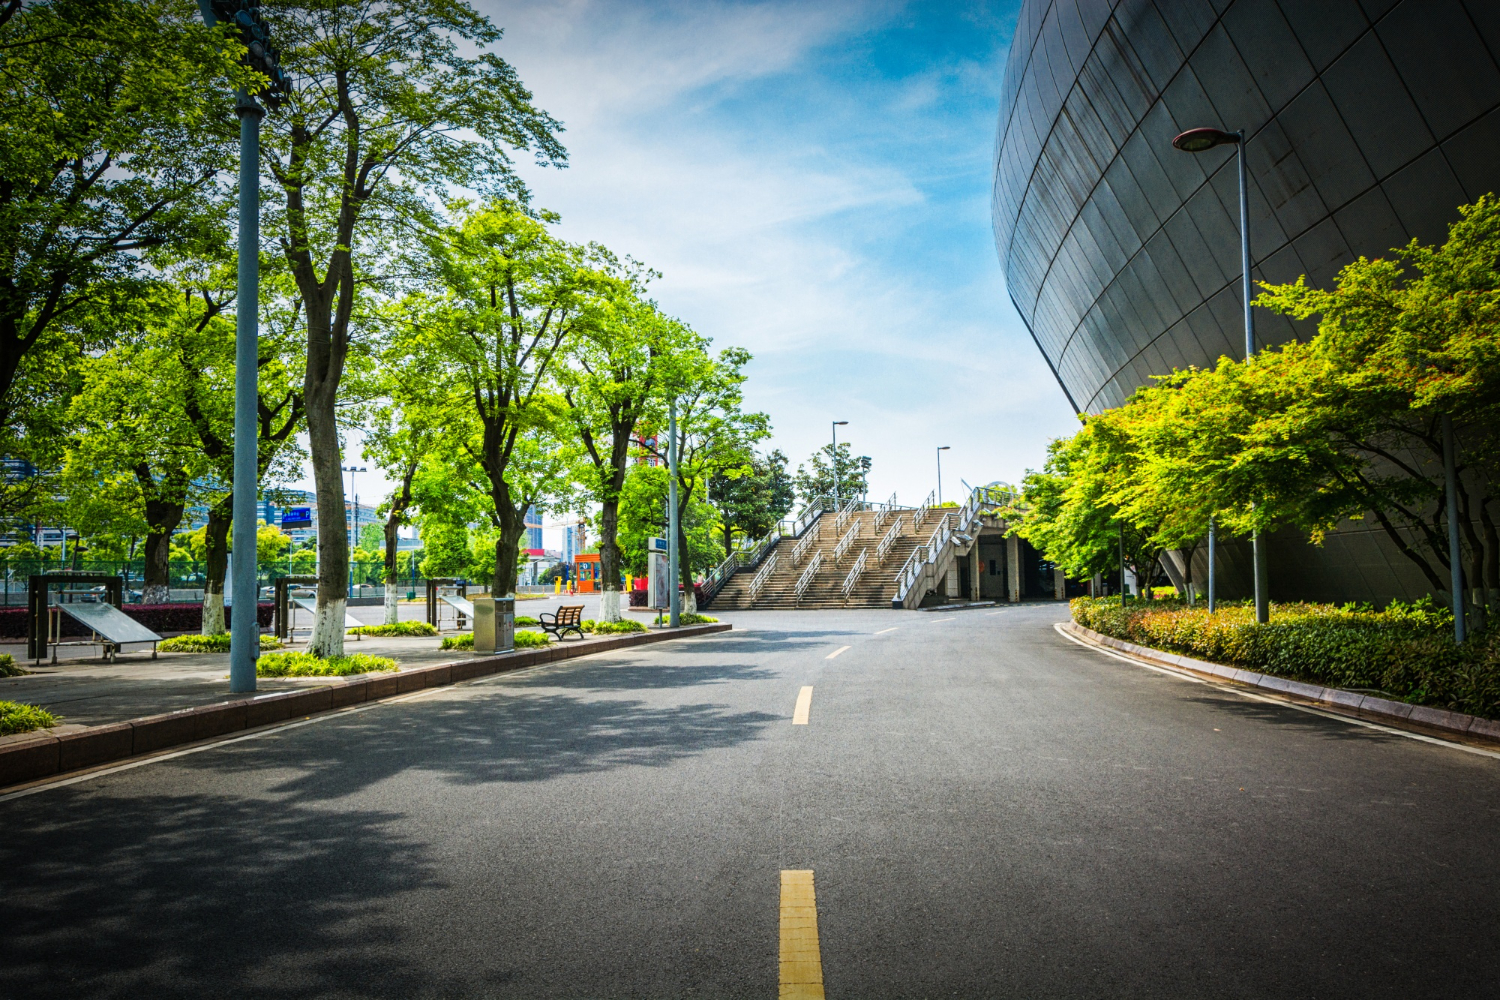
left=491, top=520, right=525, bottom=599
left=140, top=497, right=186, bottom=605
left=599, top=497, right=622, bottom=621
left=383, top=512, right=401, bottom=625
left=201, top=497, right=232, bottom=634
left=305, top=381, right=347, bottom=656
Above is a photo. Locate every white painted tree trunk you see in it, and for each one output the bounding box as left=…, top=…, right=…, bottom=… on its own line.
left=383, top=586, right=399, bottom=625
left=307, top=597, right=347, bottom=657
left=599, top=589, right=622, bottom=622
left=202, top=592, right=226, bottom=635
left=683, top=589, right=697, bottom=614
left=142, top=583, right=170, bottom=605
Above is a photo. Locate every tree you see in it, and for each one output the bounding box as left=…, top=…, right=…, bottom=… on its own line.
left=710, top=448, right=794, bottom=554
left=394, top=201, right=596, bottom=601
left=793, top=443, right=871, bottom=507
left=0, top=0, right=246, bottom=416
left=263, top=0, right=565, bottom=655
left=614, top=464, right=722, bottom=579
left=561, top=289, right=703, bottom=620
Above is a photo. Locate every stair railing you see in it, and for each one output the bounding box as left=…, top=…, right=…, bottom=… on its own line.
left=872, top=492, right=897, bottom=531
left=876, top=515, right=903, bottom=563
left=916, top=490, right=935, bottom=526
left=748, top=551, right=778, bottom=603
left=841, top=547, right=868, bottom=598
left=834, top=499, right=857, bottom=535
left=795, top=550, right=822, bottom=603
left=791, top=527, right=817, bottom=565
left=832, top=523, right=859, bottom=564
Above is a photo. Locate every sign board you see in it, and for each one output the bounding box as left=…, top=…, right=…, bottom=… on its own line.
left=647, top=551, right=670, bottom=610
left=281, top=507, right=312, bottom=529
left=647, top=537, right=668, bottom=553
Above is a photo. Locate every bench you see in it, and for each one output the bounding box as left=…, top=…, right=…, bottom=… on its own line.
left=539, top=604, right=585, bottom=641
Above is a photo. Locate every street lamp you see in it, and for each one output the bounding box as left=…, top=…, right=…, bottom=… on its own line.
left=196, top=0, right=294, bottom=694
left=1171, top=125, right=1269, bottom=625
left=831, top=421, right=848, bottom=509
left=936, top=446, right=950, bottom=505
left=342, top=465, right=365, bottom=600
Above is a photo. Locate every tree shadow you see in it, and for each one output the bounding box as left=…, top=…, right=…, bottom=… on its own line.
left=1184, top=692, right=1406, bottom=744
left=507, top=659, right=777, bottom=690
left=0, top=791, right=459, bottom=999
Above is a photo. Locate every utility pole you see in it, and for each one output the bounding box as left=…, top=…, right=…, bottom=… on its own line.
left=831, top=420, right=848, bottom=509
left=937, top=446, right=950, bottom=505
left=1207, top=516, right=1217, bottom=614
left=668, top=399, right=680, bottom=628
left=1442, top=414, right=1466, bottom=643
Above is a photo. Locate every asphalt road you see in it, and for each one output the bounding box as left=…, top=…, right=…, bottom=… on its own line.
left=3, top=604, right=1499, bottom=998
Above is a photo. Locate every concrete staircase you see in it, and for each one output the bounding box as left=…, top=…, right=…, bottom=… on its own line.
left=705, top=508, right=945, bottom=610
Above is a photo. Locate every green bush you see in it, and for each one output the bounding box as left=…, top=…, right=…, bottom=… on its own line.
left=679, top=613, right=719, bottom=625
left=159, top=633, right=283, bottom=653
left=348, top=621, right=438, bottom=637
left=515, top=615, right=539, bottom=627
left=0, top=700, right=56, bottom=735
left=0, top=654, right=26, bottom=678
left=255, top=651, right=398, bottom=676
left=440, top=633, right=473, bottom=650
left=1070, top=596, right=1500, bottom=718
left=587, top=618, right=647, bottom=635
left=514, top=629, right=549, bottom=648
left=442, top=630, right=551, bottom=650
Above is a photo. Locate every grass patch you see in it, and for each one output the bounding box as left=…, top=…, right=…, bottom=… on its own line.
left=515, top=615, right=539, bottom=627
left=0, top=700, right=56, bottom=736
left=1071, top=596, right=1500, bottom=718
left=585, top=618, right=648, bottom=634
left=255, top=651, right=398, bottom=676
left=440, top=632, right=472, bottom=650
left=441, top=629, right=551, bottom=650
left=348, top=621, right=438, bottom=637
left=679, top=613, right=719, bottom=625
left=159, top=633, right=283, bottom=653
left=0, top=654, right=26, bottom=677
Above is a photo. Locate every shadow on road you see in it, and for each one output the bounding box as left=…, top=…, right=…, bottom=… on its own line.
left=506, top=659, right=777, bottom=691
left=1185, top=691, right=1406, bottom=744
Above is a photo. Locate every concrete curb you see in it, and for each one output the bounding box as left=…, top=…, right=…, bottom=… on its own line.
left=0, top=622, right=732, bottom=790
left=1059, top=621, right=1500, bottom=749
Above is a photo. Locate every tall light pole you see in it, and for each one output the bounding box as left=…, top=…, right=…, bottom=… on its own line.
left=668, top=400, right=680, bottom=628
left=198, top=1, right=292, bottom=692
left=1172, top=126, right=1269, bottom=624
left=936, top=446, right=950, bottom=505
left=342, top=465, right=365, bottom=599
left=831, top=421, right=848, bottom=509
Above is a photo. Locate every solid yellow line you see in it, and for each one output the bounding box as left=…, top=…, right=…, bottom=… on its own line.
left=779, top=870, right=825, bottom=999
left=826, top=645, right=850, bottom=659
left=793, top=686, right=814, bottom=725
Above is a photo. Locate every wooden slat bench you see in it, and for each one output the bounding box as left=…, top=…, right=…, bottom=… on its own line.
left=539, top=604, right=586, bottom=641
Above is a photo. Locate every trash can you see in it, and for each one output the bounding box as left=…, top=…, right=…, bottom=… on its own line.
left=471, top=595, right=514, bottom=654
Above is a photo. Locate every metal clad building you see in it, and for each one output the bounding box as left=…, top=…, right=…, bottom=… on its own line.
left=992, top=0, right=1500, bottom=602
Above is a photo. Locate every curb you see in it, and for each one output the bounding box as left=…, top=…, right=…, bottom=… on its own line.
left=0, top=622, right=732, bottom=790
left=1059, top=621, right=1500, bottom=749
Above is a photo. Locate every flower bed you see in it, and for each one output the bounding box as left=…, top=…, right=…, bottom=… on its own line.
left=1071, top=597, right=1500, bottom=719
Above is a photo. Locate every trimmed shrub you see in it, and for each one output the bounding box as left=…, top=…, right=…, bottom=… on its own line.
left=158, top=633, right=283, bottom=653
left=678, top=613, right=719, bottom=625
left=588, top=618, right=647, bottom=635
left=0, top=700, right=56, bottom=736
left=0, top=653, right=25, bottom=677
left=255, top=651, right=398, bottom=677
left=442, top=629, right=550, bottom=650
left=1070, top=596, right=1500, bottom=718
left=348, top=621, right=438, bottom=637
left=515, top=616, right=539, bottom=627
left=440, top=633, right=473, bottom=650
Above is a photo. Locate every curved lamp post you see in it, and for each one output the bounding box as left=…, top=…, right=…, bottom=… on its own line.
left=1171, top=126, right=1269, bottom=624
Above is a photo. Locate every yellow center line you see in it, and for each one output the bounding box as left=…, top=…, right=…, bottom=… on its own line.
left=873, top=627, right=898, bottom=634
left=825, top=645, right=850, bottom=659
left=792, top=686, right=814, bottom=725
left=779, top=870, right=825, bottom=999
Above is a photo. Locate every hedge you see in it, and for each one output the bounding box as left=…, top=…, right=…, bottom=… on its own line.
left=0, top=602, right=274, bottom=639
left=1071, top=596, right=1500, bottom=719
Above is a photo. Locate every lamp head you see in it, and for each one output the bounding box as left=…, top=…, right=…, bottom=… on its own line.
left=1172, top=127, right=1240, bottom=153
left=938, top=446, right=950, bottom=451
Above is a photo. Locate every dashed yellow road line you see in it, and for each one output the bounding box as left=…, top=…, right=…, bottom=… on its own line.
left=826, top=645, right=850, bottom=659
left=779, top=870, right=825, bottom=999
left=874, top=627, right=898, bottom=634
left=793, top=686, right=814, bottom=725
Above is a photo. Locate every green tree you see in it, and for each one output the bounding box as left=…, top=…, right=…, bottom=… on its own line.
left=709, top=448, right=794, bottom=554
left=793, top=443, right=871, bottom=508
left=262, top=0, right=565, bottom=655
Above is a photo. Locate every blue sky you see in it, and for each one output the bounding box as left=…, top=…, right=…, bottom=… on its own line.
left=328, top=0, right=1080, bottom=535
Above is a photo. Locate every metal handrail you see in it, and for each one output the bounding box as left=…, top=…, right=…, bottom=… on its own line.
left=795, top=550, right=822, bottom=602
left=791, top=527, right=817, bottom=565
left=841, top=547, right=868, bottom=597
left=749, top=551, right=778, bottom=602
left=916, top=490, right=935, bottom=526
left=876, top=515, right=903, bottom=563
left=834, top=500, right=856, bottom=535
left=832, top=524, right=859, bottom=563
left=872, top=492, right=897, bottom=530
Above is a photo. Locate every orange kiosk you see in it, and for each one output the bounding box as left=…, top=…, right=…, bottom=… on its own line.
left=573, top=553, right=601, bottom=593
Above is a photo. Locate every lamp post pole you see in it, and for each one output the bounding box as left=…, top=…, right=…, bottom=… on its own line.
left=668, top=399, right=680, bottom=628
left=937, top=446, right=950, bottom=506
left=1173, top=125, right=1268, bottom=624
left=831, top=420, right=847, bottom=510
left=1442, top=415, right=1466, bottom=643
left=342, top=465, right=364, bottom=599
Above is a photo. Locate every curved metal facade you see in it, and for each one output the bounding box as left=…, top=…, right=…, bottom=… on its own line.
left=994, top=0, right=1500, bottom=416
left=992, top=0, right=1500, bottom=603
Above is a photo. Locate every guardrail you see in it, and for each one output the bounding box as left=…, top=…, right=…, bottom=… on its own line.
left=872, top=492, right=898, bottom=531
left=876, top=515, right=903, bottom=563
left=791, top=527, right=817, bottom=565
left=748, top=551, right=778, bottom=602
left=834, top=498, right=859, bottom=535
left=890, top=483, right=1017, bottom=607
left=832, top=523, right=859, bottom=564
left=795, top=551, right=822, bottom=604
left=841, top=547, right=868, bottom=598
left=916, top=490, right=935, bottom=526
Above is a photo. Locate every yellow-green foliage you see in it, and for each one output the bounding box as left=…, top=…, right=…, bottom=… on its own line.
left=0, top=654, right=26, bottom=678
left=0, top=701, right=57, bottom=735
left=348, top=621, right=438, bottom=637
left=513, top=629, right=549, bottom=648
left=678, top=613, right=718, bottom=625
left=255, top=652, right=398, bottom=676
left=440, top=633, right=473, bottom=650
left=1071, top=596, right=1500, bottom=717
left=586, top=619, right=647, bottom=634
left=159, top=633, right=283, bottom=653
left=442, top=629, right=550, bottom=650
